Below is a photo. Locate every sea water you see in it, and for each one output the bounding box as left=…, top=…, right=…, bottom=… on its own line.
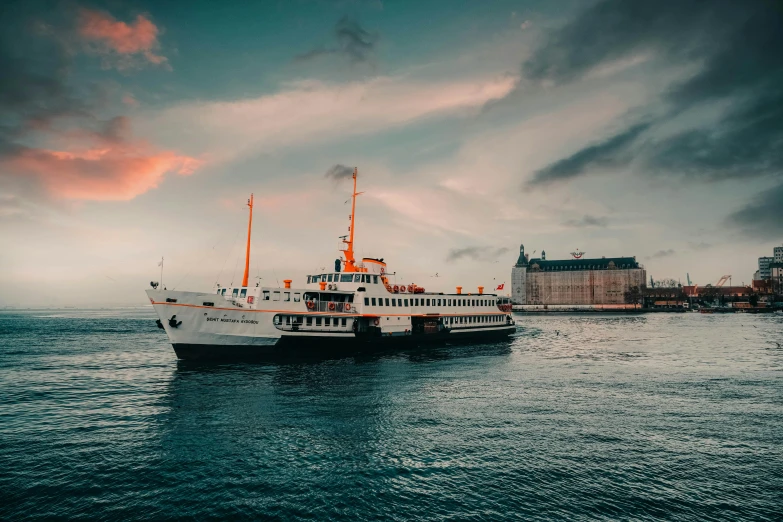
left=1, top=309, right=781, bottom=520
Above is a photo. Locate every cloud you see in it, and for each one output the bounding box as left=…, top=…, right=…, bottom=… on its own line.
left=0, top=22, right=198, bottom=202
left=562, top=214, right=609, bottom=228
left=145, top=73, right=517, bottom=163
left=522, top=0, right=783, bottom=236
left=295, top=16, right=378, bottom=65
left=648, top=249, right=675, bottom=259
left=78, top=9, right=168, bottom=69
left=726, top=183, right=783, bottom=240
left=529, top=123, right=650, bottom=186
left=324, top=164, right=355, bottom=182
left=687, top=241, right=712, bottom=251
left=446, top=246, right=509, bottom=263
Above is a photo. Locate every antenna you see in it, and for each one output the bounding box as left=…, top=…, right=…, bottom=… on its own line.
left=241, top=194, right=254, bottom=287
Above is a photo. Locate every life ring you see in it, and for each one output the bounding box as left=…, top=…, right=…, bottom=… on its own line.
left=345, top=303, right=351, bottom=311
left=407, top=285, right=414, bottom=293
left=385, top=285, right=392, bottom=292
left=373, top=318, right=380, bottom=326
left=393, top=285, right=399, bottom=293
left=328, top=302, right=336, bottom=311
left=400, top=286, right=406, bottom=293
left=306, top=301, right=315, bottom=309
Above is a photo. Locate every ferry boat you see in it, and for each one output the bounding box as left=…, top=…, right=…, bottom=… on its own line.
left=147, top=169, right=515, bottom=360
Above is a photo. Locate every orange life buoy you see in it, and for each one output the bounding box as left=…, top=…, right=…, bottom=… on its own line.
left=373, top=318, right=380, bottom=326
left=345, top=303, right=351, bottom=311
left=328, top=302, right=336, bottom=311
left=407, top=285, right=414, bottom=293
left=400, top=286, right=406, bottom=293
left=385, top=285, right=392, bottom=292
left=306, top=301, right=315, bottom=309
left=393, top=285, right=399, bottom=293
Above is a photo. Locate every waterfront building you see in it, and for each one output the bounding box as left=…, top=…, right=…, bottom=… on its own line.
left=511, top=245, right=646, bottom=305
left=758, top=256, right=773, bottom=280
left=774, top=246, right=783, bottom=263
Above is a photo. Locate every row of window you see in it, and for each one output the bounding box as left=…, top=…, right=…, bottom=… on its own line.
left=219, top=287, right=302, bottom=302
left=363, top=297, right=497, bottom=307
left=274, top=315, right=351, bottom=328
left=449, top=315, right=505, bottom=325
left=308, top=273, right=379, bottom=284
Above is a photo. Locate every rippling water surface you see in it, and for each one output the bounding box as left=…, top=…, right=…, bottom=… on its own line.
left=1, top=309, right=782, bottom=520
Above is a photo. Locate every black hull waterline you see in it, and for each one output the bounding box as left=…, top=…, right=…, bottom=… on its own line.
left=171, top=326, right=516, bottom=361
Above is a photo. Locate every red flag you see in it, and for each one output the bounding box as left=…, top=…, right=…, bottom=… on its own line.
left=496, top=283, right=504, bottom=290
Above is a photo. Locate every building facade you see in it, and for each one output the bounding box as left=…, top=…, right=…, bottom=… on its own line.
left=511, top=244, right=646, bottom=305
left=758, top=256, right=773, bottom=280
left=774, top=246, right=783, bottom=263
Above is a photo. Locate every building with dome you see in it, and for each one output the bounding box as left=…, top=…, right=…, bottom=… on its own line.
left=511, top=245, right=647, bottom=306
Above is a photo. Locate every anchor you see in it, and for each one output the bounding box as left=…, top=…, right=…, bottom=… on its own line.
left=168, top=315, right=182, bottom=328
left=155, top=319, right=164, bottom=330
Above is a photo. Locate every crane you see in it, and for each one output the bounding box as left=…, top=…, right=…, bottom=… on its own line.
left=686, top=273, right=692, bottom=286
left=715, top=275, right=731, bottom=287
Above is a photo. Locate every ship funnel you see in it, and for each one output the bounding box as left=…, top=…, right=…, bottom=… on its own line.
left=284, top=279, right=292, bottom=289
left=456, top=286, right=462, bottom=294
left=478, top=286, right=484, bottom=295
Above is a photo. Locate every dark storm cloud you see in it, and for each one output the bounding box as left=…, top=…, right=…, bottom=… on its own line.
left=726, top=183, right=783, bottom=240
left=525, top=0, right=783, bottom=192
left=562, top=215, right=609, bottom=228
left=324, top=164, right=354, bottom=182
left=529, top=123, right=649, bottom=186
left=446, top=246, right=509, bottom=263
left=295, top=17, right=378, bottom=65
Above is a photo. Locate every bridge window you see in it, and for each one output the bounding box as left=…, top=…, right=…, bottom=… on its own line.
left=327, top=274, right=333, bottom=282
left=273, top=291, right=280, bottom=301
left=373, top=275, right=379, bottom=284
left=354, top=274, right=361, bottom=282
left=284, top=292, right=291, bottom=301
left=294, top=292, right=301, bottom=302
left=263, top=291, right=270, bottom=300
left=341, top=274, right=353, bottom=282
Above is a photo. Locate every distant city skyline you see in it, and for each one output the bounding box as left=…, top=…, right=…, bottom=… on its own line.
left=1, top=0, right=782, bottom=307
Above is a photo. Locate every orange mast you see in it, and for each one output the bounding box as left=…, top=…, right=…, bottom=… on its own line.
left=341, top=168, right=363, bottom=272
left=241, top=194, right=253, bottom=287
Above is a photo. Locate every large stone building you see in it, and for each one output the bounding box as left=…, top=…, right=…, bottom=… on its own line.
left=511, top=244, right=646, bottom=305
left=758, top=256, right=773, bottom=280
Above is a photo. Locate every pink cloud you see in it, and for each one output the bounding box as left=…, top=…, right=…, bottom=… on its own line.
left=1, top=116, right=201, bottom=201
left=78, top=9, right=167, bottom=67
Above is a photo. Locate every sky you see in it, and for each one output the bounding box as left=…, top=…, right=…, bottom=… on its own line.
left=1, top=0, right=782, bottom=307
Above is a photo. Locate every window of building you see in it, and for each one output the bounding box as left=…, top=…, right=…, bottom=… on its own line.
left=273, top=291, right=280, bottom=301
left=294, top=292, right=301, bottom=302
left=364, top=297, right=369, bottom=306
left=371, top=297, right=377, bottom=306
left=262, top=291, right=270, bottom=300
left=385, top=298, right=390, bottom=306
left=306, top=317, right=312, bottom=326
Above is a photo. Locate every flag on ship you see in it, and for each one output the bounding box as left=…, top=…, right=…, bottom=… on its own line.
left=496, top=283, right=504, bottom=290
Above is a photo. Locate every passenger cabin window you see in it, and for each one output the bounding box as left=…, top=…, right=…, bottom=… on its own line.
left=364, top=297, right=369, bottom=306
left=294, top=293, right=301, bottom=302
left=306, top=317, right=312, bottom=326
left=391, top=299, right=396, bottom=307
left=284, top=292, right=291, bottom=301
left=385, top=298, right=390, bottom=306
left=316, top=317, right=322, bottom=326
left=426, top=299, right=430, bottom=306
left=324, top=318, right=330, bottom=326
left=232, top=289, right=239, bottom=297
left=354, top=274, right=361, bottom=282
left=371, top=298, right=377, bottom=306
left=327, top=274, right=333, bottom=282
left=263, top=291, right=270, bottom=300
left=273, top=291, right=280, bottom=301
left=404, top=299, right=408, bottom=306
left=373, top=275, right=379, bottom=284
left=341, top=274, right=352, bottom=282
left=221, top=289, right=227, bottom=295
left=341, top=318, right=347, bottom=327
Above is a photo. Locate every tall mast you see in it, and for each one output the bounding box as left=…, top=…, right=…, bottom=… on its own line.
left=241, top=194, right=253, bottom=287
left=341, top=168, right=362, bottom=272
